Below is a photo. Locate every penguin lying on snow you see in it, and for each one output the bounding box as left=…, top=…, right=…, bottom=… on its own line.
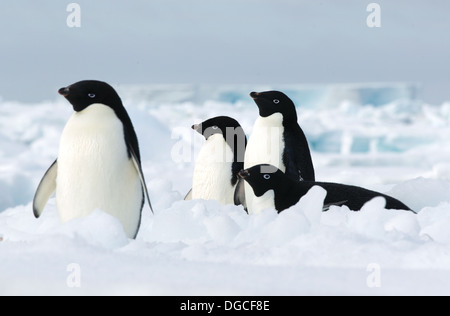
left=185, top=116, right=247, bottom=205
left=239, top=164, right=414, bottom=214
left=239, top=90, right=315, bottom=213
left=33, top=80, right=153, bottom=239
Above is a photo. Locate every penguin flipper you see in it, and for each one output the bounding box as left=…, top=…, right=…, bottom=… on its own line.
left=234, top=178, right=248, bottom=213
left=184, top=189, right=193, bottom=201
left=33, top=159, right=58, bottom=218
left=129, top=146, right=154, bottom=214
left=283, top=126, right=316, bottom=182
left=322, top=200, right=348, bottom=212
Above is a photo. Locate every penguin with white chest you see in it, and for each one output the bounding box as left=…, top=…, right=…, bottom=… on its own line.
left=239, top=164, right=414, bottom=213
left=33, top=80, right=153, bottom=239
left=185, top=116, right=247, bottom=205
left=236, top=91, right=315, bottom=214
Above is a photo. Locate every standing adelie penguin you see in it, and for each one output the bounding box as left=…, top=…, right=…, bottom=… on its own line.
left=239, top=91, right=315, bottom=214
left=33, top=80, right=153, bottom=239
left=239, top=164, right=414, bottom=214
left=185, top=116, right=247, bottom=205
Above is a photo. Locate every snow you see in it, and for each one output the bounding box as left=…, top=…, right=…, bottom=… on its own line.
left=1, top=83, right=450, bottom=296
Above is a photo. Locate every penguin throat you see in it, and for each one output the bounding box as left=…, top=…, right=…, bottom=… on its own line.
left=251, top=190, right=276, bottom=214
left=74, top=102, right=105, bottom=113
left=255, top=113, right=284, bottom=127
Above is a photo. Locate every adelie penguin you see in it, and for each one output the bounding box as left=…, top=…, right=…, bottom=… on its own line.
left=238, top=91, right=315, bottom=214
left=33, top=80, right=153, bottom=239
left=185, top=116, right=247, bottom=205
left=239, top=164, right=414, bottom=214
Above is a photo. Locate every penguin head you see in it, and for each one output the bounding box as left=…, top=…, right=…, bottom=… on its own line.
left=192, top=116, right=244, bottom=141
left=250, top=91, right=298, bottom=122
left=59, top=80, right=123, bottom=112
left=239, top=164, right=285, bottom=197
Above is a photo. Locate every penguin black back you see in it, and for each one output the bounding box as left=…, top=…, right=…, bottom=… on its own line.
left=240, top=164, right=414, bottom=213
left=250, top=91, right=315, bottom=182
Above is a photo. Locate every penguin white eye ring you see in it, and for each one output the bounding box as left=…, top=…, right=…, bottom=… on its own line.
left=263, top=174, right=271, bottom=180
left=88, top=93, right=96, bottom=98
left=212, top=126, right=219, bottom=130
left=273, top=99, right=280, bottom=104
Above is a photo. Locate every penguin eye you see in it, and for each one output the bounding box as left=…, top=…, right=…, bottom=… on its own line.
left=273, top=99, right=280, bottom=104
left=88, top=93, right=96, bottom=99
left=263, top=174, right=271, bottom=180
left=212, top=126, right=219, bottom=130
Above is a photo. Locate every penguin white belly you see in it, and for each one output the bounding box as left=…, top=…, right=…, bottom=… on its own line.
left=244, top=114, right=285, bottom=214
left=56, top=104, right=142, bottom=238
left=251, top=190, right=276, bottom=214
left=192, top=134, right=235, bottom=205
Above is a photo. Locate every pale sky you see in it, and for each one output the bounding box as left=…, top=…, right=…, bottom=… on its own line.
left=1, top=0, right=449, bottom=103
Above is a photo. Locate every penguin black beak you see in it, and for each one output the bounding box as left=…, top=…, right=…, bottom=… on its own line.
left=250, top=92, right=261, bottom=100
left=192, top=124, right=201, bottom=133
left=238, top=169, right=250, bottom=179
left=58, top=87, right=70, bottom=97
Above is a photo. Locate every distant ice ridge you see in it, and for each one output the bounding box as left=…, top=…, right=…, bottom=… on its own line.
left=118, top=82, right=421, bottom=108
left=118, top=82, right=448, bottom=157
